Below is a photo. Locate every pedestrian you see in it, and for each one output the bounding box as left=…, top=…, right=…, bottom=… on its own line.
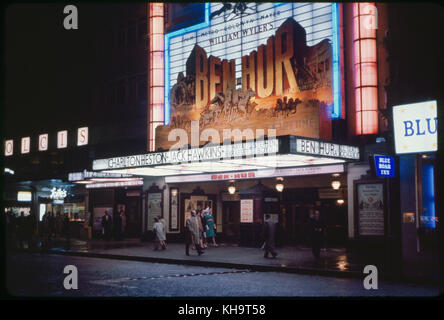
left=55, top=212, right=63, bottom=238
left=113, top=212, right=122, bottom=240
left=204, top=207, right=218, bottom=246
left=153, top=217, right=166, bottom=250
left=309, top=209, right=324, bottom=259
left=120, top=209, right=127, bottom=239
left=62, top=213, right=71, bottom=246
left=6, top=211, right=16, bottom=249
left=159, top=216, right=167, bottom=248
left=185, top=210, right=204, bottom=256
left=199, top=210, right=208, bottom=249
left=47, top=212, right=55, bottom=243
left=17, top=212, right=27, bottom=249
left=26, top=211, right=36, bottom=249
left=41, top=212, right=50, bottom=248
left=195, top=209, right=205, bottom=250
left=263, top=214, right=277, bottom=258
left=101, top=210, right=112, bottom=240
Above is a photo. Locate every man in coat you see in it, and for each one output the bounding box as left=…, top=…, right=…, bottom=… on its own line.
left=101, top=210, right=112, bottom=241
left=263, top=214, right=278, bottom=258
left=185, top=210, right=204, bottom=256
left=309, top=209, right=324, bottom=258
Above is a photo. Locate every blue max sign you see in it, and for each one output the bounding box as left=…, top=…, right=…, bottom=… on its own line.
left=374, top=155, right=395, bottom=178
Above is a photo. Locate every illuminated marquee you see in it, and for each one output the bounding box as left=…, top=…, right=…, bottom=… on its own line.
left=164, top=3, right=341, bottom=124
left=93, top=138, right=279, bottom=171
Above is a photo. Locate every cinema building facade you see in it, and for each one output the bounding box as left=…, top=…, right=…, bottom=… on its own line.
left=89, top=2, right=415, bottom=253
left=4, top=3, right=438, bottom=278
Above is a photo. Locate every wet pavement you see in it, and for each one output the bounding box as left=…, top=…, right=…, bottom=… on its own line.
left=14, top=237, right=439, bottom=282
left=6, top=253, right=440, bottom=297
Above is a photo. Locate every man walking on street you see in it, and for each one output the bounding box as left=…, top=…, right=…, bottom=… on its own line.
left=263, top=214, right=278, bottom=258
left=185, top=210, right=204, bottom=256
left=309, top=209, right=324, bottom=259
left=101, top=210, right=112, bottom=241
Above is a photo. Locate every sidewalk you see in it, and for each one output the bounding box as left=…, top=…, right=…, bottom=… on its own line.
left=20, top=237, right=438, bottom=283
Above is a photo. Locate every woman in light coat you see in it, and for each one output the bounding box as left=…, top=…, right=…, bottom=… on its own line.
left=153, top=217, right=166, bottom=250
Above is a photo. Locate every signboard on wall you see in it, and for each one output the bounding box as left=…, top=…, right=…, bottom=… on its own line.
left=393, top=100, right=438, bottom=154
left=240, top=199, right=253, bottom=223
left=374, top=155, right=395, bottom=178
left=170, top=189, right=179, bottom=230
left=357, top=183, right=385, bottom=236
left=157, top=3, right=340, bottom=150
left=147, top=193, right=162, bottom=231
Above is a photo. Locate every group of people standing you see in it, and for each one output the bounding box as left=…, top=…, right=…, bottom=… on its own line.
left=101, top=209, right=127, bottom=241
left=5, top=211, right=37, bottom=249
left=41, top=211, right=71, bottom=247
left=185, top=207, right=217, bottom=256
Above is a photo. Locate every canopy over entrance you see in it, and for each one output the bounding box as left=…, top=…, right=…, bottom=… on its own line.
left=92, top=136, right=360, bottom=177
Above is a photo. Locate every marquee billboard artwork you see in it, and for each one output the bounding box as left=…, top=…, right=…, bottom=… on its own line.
left=157, top=3, right=340, bottom=150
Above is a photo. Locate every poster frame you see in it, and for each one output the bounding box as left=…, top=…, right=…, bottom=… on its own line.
left=146, top=184, right=164, bottom=232
left=354, top=179, right=388, bottom=239
left=169, top=187, right=179, bottom=231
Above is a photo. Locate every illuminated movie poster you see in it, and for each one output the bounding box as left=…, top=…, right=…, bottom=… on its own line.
left=157, top=3, right=340, bottom=149
left=357, top=183, right=385, bottom=236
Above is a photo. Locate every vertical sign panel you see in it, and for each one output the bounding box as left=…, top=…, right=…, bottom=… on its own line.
left=357, top=183, right=384, bottom=236
left=21, top=137, right=30, bottom=154
left=5, top=140, right=13, bottom=156
left=39, top=134, right=48, bottom=151
left=77, top=127, right=88, bottom=146
left=57, top=130, right=68, bottom=149
left=240, top=199, right=254, bottom=223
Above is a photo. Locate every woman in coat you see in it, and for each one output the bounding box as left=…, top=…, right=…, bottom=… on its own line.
left=204, top=208, right=218, bottom=246
left=153, top=217, right=166, bottom=250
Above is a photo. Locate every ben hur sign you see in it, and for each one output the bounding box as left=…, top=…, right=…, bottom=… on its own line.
left=158, top=3, right=340, bottom=150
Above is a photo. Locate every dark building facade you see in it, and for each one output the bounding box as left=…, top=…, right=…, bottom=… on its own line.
left=2, top=3, right=441, bottom=280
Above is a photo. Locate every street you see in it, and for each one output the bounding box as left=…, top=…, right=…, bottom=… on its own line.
left=5, top=253, right=440, bottom=297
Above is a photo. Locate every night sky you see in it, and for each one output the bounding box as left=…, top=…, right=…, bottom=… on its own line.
left=4, top=3, right=98, bottom=139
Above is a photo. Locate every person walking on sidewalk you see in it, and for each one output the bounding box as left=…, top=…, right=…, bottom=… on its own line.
left=153, top=217, right=166, bottom=250
left=196, top=209, right=205, bottom=250
left=62, top=213, right=71, bottom=247
left=309, top=209, right=324, bottom=259
left=101, top=210, right=112, bottom=241
left=55, top=212, right=63, bottom=238
left=198, top=209, right=207, bottom=249
left=204, top=207, right=218, bottom=247
left=263, top=214, right=277, bottom=258
left=113, top=212, right=122, bottom=241
left=185, top=210, right=204, bottom=256
left=159, top=216, right=167, bottom=248
left=120, top=210, right=127, bottom=239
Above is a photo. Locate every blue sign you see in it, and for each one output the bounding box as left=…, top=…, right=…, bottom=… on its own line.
left=374, top=155, right=395, bottom=178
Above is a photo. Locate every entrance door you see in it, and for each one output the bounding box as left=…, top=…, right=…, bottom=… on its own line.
left=125, top=196, right=141, bottom=237
left=222, top=201, right=240, bottom=243
left=283, top=202, right=313, bottom=246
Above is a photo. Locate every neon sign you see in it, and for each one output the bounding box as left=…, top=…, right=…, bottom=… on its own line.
left=164, top=3, right=341, bottom=124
